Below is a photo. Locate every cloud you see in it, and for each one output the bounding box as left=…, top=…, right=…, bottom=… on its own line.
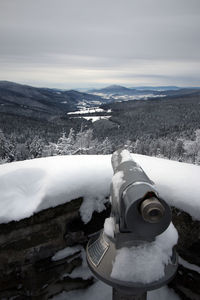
left=0, top=0, right=200, bottom=87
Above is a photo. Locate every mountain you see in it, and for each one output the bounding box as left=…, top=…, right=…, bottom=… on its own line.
left=0, top=81, right=106, bottom=120
left=89, top=85, right=135, bottom=94
left=89, top=84, right=200, bottom=101
left=89, top=85, right=138, bottom=95
left=132, top=86, right=181, bottom=91
left=1, top=81, right=200, bottom=123
left=88, top=84, right=167, bottom=97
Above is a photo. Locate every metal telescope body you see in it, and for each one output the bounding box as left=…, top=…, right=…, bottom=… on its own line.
left=86, top=150, right=177, bottom=297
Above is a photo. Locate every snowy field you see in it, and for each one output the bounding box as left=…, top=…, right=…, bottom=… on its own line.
left=70, top=115, right=111, bottom=122
left=90, top=92, right=166, bottom=101
left=67, top=107, right=105, bottom=114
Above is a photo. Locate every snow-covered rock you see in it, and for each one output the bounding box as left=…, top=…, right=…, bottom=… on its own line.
left=0, top=154, right=200, bottom=223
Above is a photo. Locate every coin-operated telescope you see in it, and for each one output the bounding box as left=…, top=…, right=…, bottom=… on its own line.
left=86, top=150, right=178, bottom=299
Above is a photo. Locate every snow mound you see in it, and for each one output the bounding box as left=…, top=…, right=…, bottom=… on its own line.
left=104, top=217, right=115, bottom=238
left=0, top=153, right=199, bottom=223
left=111, top=223, right=178, bottom=284
left=0, top=155, right=112, bottom=223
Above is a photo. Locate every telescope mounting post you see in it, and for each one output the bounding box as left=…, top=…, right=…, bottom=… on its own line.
left=113, top=288, right=147, bottom=300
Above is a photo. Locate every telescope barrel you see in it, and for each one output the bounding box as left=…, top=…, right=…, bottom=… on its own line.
left=110, top=150, right=171, bottom=239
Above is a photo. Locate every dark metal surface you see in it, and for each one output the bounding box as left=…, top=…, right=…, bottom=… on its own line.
left=140, top=197, right=165, bottom=223
left=86, top=231, right=178, bottom=294
left=110, top=149, right=171, bottom=239
left=113, top=288, right=147, bottom=300
left=87, top=232, right=109, bottom=267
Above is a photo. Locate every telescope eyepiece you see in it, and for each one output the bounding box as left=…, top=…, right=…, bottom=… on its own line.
left=140, top=197, right=165, bottom=223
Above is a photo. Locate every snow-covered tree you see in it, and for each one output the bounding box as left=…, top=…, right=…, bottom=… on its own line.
left=96, top=137, right=113, bottom=154
left=42, top=142, right=57, bottom=157
left=0, top=129, right=14, bottom=162
left=56, top=128, right=75, bottom=155
left=73, top=128, right=98, bottom=154
left=29, top=136, right=45, bottom=158
left=174, top=139, right=184, bottom=160
left=133, top=139, right=144, bottom=154
left=184, top=129, right=200, bottom=164
left=14, top=143, right=30, bottom=161
left=124, top=139, right=134, bottom=152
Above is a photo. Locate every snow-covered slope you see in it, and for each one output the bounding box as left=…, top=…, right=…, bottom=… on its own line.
left=0, top=154, right=199, bottom=224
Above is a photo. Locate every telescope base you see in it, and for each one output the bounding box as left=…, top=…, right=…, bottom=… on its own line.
left=86, top=231, right=178, bottom=294
left=113, top=288, right=147, bottom=300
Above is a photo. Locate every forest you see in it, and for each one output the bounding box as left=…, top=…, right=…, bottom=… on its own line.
left=1, top=92, right=200, bottom=165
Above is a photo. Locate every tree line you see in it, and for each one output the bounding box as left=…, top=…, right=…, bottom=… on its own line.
left=1, top=126, right=200, bottom=165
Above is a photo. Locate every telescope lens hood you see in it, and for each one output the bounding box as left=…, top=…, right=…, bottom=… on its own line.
left=124, top=186, right=171, bottom=239
left=140, top=197, right=165, bottom=223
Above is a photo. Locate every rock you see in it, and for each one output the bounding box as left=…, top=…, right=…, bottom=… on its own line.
left=0, top=198, right=110, bottom=299
left=0, top=198, right=91, bottom=299
left=169, top=207, right=200, bottom=300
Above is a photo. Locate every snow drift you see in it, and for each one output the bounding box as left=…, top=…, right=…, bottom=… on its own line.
left=0, top=154, right=199, bottom=224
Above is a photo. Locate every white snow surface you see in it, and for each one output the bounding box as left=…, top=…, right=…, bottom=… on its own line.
left=111, top=170, right=125, bottom=202
left=120, top=149, right=133, bottom=163
left=53, top=280, right=180, bottom=300
left=62, top=246, right=92, bottom=280
left=179, top=256, right=200, bottom=274
left=67, top=108, right=104, bottom=114
left=77, top=115, right=111, bottom=122
left=111, top=222, right=178, bottom=284
left=0, top=153, right=200, bottom=223
left=0, top=155, right=112, bottom=224
left=52, top=245, right=82, bottom=262
left=104, top=217, right=115, bottom=238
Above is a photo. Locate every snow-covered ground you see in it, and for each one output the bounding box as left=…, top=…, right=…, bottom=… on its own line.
left=52, top=245, right=82, bottom=262
left=71, top=115, right=111, bottom=122
left=67, top=107, right=105, bottom=115
left=0, top=154, right=200, bottom=224
left=67, top=107, right=111, bottom=122
left=53, top=280, right=180, bottom=300
left=90, top=92, right=166, bottom=101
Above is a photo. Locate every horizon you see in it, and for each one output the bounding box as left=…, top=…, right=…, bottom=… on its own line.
left=1, top=79, right=200, bottom=91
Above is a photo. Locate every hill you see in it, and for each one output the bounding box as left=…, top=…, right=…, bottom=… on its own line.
left=0, top=81, right=106, bottom=120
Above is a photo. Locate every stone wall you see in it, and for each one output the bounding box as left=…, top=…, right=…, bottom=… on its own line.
left=0, top=198, right=110, bottom=299
left=0, top=199, right=199, bottom=299
left=169, top=208, right=200, bottom=300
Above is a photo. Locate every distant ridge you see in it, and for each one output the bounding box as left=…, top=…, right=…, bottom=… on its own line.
left=88, top=84, right=163, bottom=96
left=132, top=86, right=180, bottom=91
left=88, top=84, right=183, bottom=94
left=89, top=85, right=133, bottom=94
left=0, top=80, right=106, bottom=120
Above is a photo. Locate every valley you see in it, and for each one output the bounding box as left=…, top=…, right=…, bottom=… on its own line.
left=1, top=81, right=200, bottom=164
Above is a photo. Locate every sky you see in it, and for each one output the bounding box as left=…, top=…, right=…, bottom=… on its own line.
left=0, top=0, right=200, bottom=89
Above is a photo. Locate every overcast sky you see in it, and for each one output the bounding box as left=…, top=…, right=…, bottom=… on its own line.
left=0, top=0, right=200, bottom=89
